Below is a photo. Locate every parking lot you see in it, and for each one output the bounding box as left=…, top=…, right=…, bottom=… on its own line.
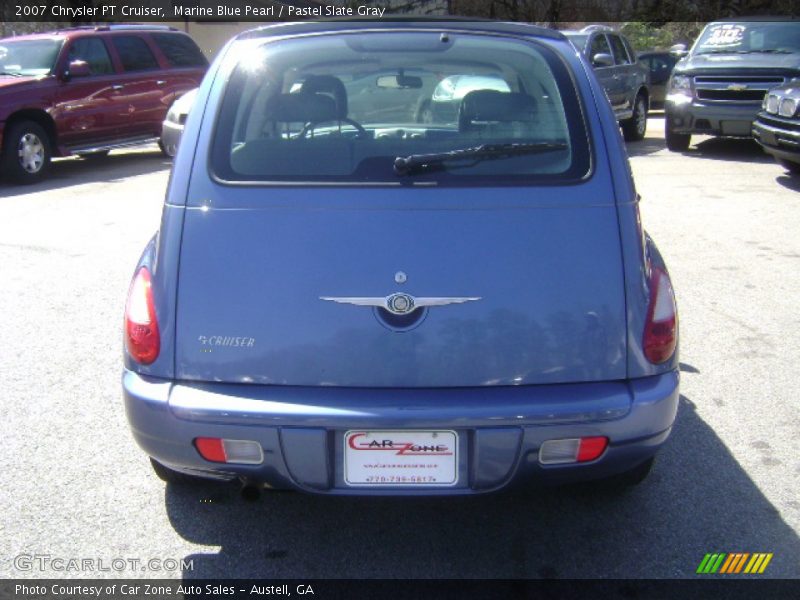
left=1, top=116, right=798, bottom=579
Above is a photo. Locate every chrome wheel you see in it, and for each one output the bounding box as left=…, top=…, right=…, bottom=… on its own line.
left=18, top=132, right=45, bottom=174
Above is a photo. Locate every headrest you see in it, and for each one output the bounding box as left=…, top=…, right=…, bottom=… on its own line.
left=266, top=93, right=338, bottom=124
left=301, top=75, right=348, bottom=118
left=458, top=90, right=537, bottom=129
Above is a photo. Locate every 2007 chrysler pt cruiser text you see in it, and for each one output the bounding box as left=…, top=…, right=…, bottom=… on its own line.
left=123, top=21, right=679, bottom=496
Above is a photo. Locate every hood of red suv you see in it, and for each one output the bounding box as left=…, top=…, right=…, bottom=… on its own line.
left=0, top=74, right=40, bottom=89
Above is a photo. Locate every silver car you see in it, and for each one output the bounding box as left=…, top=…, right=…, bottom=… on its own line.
left=160, top=88, right=198, bottom=157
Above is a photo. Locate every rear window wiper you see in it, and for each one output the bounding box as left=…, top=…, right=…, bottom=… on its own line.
left=393, top=142, right=568, bottom=176
left=0, top=71, right=22, bottom=77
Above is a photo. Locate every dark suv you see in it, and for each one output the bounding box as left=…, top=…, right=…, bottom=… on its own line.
left=563, top=25, right=650, bottom=141
left=0, top=25, right=207, bottom=183
left=664, top=18, right=800, bottom=151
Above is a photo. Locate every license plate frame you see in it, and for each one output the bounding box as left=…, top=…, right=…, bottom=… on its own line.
left=343, top=430, right=459, bottom=487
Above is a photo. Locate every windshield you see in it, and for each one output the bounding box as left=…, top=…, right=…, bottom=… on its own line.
left=0, top=38, right=63, bottom=76
left=693, top=22, right=800, bottom=55
left=211, top=32, right=589, bottom=185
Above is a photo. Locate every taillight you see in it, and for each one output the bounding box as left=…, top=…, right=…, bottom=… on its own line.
left=643, top=267, right=677, bottom=364
left=195, top=438, right=264, bottom=464
left=125, top=267, right=160, bottom=365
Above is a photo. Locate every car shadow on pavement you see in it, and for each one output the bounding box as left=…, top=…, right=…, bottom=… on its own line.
left=775, top=174, right=800, bottom=193
left=685, top=138, right=775, bottom=164
left=164, top=395, right=800, bottom=579
left=0, top=148, right=170, bottom=198
left=624, top=136, right=665, bottom=158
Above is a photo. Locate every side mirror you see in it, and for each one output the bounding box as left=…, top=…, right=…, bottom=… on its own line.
left=591, top=53, right=614, bottom=68
left=670, top=44, right=688, bottom=58
left=65, top=59, right=90, bottom=80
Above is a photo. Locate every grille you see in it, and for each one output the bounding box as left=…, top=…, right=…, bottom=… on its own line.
left=694, top=76, right=785, bottom=85
left=696, top=89, right=768, bottom=102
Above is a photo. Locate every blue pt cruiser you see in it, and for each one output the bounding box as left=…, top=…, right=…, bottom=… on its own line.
left=123, top=20, right=679, bottom=496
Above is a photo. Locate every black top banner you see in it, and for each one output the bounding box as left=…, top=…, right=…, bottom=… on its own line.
left=1, top=0, right=799, bottom=24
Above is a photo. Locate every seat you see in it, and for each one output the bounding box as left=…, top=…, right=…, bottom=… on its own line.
left=458, top=90, right=538, bottom=136
left=301, top=75, right=349, bottom=120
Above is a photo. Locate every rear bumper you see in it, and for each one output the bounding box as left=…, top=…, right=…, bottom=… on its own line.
left=666, top=96, right=760, bottom=136
left=123, top=370, right=679, bottom=495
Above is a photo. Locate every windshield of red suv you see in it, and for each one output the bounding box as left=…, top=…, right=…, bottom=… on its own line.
left=211, top=32, right=589, bottom=185
left=694, top=22, right=800, bottom=55
left=0, top=38, right=63, bottom=76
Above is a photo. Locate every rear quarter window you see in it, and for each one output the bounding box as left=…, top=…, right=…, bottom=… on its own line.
left=151, top=33, right=207, bottom=68
left=210, top=32, right=590, bottom=186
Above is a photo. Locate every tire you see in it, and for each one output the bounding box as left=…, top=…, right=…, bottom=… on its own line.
left=622, top=94, right=648, bottom=142
left=150, top=457, right=212, bottom=486
left=415, top=99, right=434, bottom=124
left=158, top=138, right=175, bottom=158
left=665, top=116, right=691, bottom=151
left=0, top=120, right=52, bottom=184
left=778, top=158, right=800, bottom=175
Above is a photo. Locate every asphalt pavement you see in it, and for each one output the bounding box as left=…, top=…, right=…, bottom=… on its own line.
left=1, top=120, right=798, bottom=579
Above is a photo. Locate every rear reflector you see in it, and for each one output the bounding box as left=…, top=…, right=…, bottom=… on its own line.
left=576, top=437, right=609, bottom=462
left=643, top=266, right=677, bottom=364
left=194, top=438, right=264, bottom=465
left=124, top=267, right=160, bottom=365
left=539, top=437, right=609, bottom=465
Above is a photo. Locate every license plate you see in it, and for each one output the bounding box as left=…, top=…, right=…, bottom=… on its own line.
left=721, top=120, right=752, bottom=136
left=760, top=128, right=777, bottom=146
left=344, top=430, right=458, bottom=486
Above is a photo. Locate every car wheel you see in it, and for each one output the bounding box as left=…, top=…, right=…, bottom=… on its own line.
left=158, top=138, right=176, bottom=158
left=0, top=120, right=52, bottom=184
left=622, top=94, right=648, bottom=142
left=778, top=158, right=800, bottom=175
left=149, top=457, right=213, bottom=485
left=415, top=99, right=434, bottom=124
left=665, top=116, right=691, bottom=151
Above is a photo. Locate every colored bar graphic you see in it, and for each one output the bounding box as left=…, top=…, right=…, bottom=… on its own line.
left=734, top=553, right=749, bottom=573
left=698, top=552, right=773, bottom=575
left=711, top=554, right=726, bottom=573
left=744, top=554, right=760, bottom=574
left=719, top=554, right=736, bottom=574
left=697, top=554, right=713, bottom=574
left=758, top=553, right=773, bottom=573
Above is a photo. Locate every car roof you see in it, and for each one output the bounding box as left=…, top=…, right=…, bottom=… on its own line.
left=237, top=19, right=565, bottom=42
left=1, top=25, right=181, bottom=42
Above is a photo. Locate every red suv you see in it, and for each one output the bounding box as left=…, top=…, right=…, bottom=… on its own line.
left=0, top=25, right=207, bottom=184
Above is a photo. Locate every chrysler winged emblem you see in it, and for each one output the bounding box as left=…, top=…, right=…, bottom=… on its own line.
left=320, top=292, right=481, bottom=316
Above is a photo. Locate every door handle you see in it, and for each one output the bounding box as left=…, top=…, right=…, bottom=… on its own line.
left=156, top=80, right=166, bottom=86
left=112, top=84, right=124, bottom=91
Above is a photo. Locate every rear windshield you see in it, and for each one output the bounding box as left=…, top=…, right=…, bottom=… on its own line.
left=211, top=32, right=590, bottom=185
left=694, top=21, right=800, bottom=55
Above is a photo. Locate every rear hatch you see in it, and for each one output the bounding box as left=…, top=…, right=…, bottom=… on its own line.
left=174, top=187, right=627, bottom=387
